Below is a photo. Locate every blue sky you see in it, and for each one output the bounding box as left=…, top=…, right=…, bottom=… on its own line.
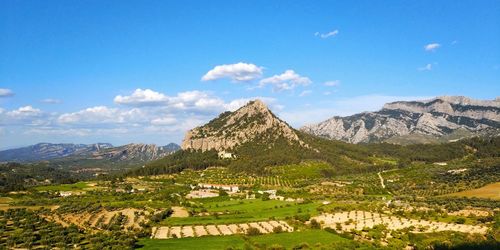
left=1, top=0, right=499, bottom=148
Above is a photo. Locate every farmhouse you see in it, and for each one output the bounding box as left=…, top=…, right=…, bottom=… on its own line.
left=186, top=189, right=219, bottom=199
left=218, top=151, right=235, bottom=159
left=198, top=183, right=240, bottom=192
left=59, top=191, right=73, bottom=197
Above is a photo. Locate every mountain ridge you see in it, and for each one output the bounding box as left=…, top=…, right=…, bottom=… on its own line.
left=301, top=96, right=500, bottom=144
left=0, top=142, right=181, bottom=163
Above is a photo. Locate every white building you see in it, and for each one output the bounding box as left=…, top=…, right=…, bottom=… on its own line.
left=218, top=151, right=235, bottom=159
left=198, top=183, right=239, bottom=192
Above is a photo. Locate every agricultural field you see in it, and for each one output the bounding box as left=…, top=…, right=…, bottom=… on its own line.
left=139, top=230, right=356, bottom=250
left=0, top=156, right=499, bottom=249
left=446, top=182, right=500, bottom=200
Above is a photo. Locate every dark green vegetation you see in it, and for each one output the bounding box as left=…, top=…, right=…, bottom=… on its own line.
left=0, top=208, right=137, bottom=249
left=133, top=136, right=500, bottom=177
left=0, top=162, right=78, bottom=192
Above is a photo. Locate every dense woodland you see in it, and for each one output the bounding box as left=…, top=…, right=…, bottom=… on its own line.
left=0, top=162, right=79, bottom=193
left=131, top=135, right=500, bottom=177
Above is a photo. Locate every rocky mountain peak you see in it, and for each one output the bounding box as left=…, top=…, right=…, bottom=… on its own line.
left=181, top=99, right=307, bottom=151
left=301, top=96, right=500, bottom=144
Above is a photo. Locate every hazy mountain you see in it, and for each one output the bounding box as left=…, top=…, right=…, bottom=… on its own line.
left=301, top=96, right=500, bottom=144
left=0, top=143, right=113, bottom=162
left=182, top=99, right=308, bottom=152
left=0, top=142, right=181, bottom=167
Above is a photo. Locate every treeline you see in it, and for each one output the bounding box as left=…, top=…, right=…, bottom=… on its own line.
left=366, top=136, right=500, bottom=163
left=0, top=162, right=79, bottom=193
left=129, top=150, right=226, bottom=176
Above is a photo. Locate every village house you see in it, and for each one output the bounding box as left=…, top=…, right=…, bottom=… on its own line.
left=218, top=151, right=235, bottom=159
left=59, top=191, right=73, bottom=197
left=198, top=183, right=240, bottom=192
left=186, top=189, right=219, bottom=199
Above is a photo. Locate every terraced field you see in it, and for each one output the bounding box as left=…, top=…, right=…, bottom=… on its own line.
left=152, top=220, right=293, bottom=239
left=311, top=211, right=489, bottom=234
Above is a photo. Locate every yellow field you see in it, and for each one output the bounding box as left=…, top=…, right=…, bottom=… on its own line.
left=447, top=182, right=500, bottom=200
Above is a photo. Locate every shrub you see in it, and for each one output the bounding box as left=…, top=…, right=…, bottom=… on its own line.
left=246, top=227, right=261, bottom=236
left=273, top=226, right=283, bottom=233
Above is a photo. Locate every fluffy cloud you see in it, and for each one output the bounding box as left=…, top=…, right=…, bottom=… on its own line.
left=201, top=62, right=263, bottom=82
left=57, top=106, right=146, bottom=125
left=258, top=70, right=312, bottom=91
left=7, top=106, right=42, bottom=117
left=315, top=30, right=339, bottom=39
left=324, top=80, right=340, bottom=87
left=0, top=88, right=14, bottom=97
left=424, top=43, right=441, bottom=51
left=418, top=63, right=433, bottom=71
left=0, top=106, right=47, bottom=126
left=114, top=89, right=169, bottom=106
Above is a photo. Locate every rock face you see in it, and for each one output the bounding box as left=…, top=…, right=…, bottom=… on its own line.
left=301, top=96, right=500, bottom=144
left=182, top=99, right=306, bottom=151
left=87, top=143, right=180, bottom=162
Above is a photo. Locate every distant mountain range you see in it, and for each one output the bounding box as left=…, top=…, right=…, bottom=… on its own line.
left=301, top=96, right=500, bottom=144
left=0, top=142, right=181, bottom=164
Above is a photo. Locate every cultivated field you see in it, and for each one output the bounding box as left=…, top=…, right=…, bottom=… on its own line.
left=446, top=182, right=500, bottom=200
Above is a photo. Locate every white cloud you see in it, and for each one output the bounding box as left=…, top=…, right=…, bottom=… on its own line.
left=418, top=63, right=433, bottom=71
left=0, top=88, right=14, bottom=97
left=259, top=70, right=312, bottom=91
left=315, top=29, right=339, bottom=39
left=299, top=90, right=312, bottom=97
left=324, top=80, right=340, bottom=87
left=114, top=89, right=169, bottom=106
left=57, top=106, right=145, bottom=125
left=451, top=40, right=458, bottom=45
left=323, top=91, right=332, bottom=96
left=201, top=62, right=263, bottom=82
left=0, top=106, right=49, bottom=127
left=7, top=106, right=42, bottom=117
left=424, top=43, right=441, bottom=51
left=41, top=98, right=62, bottom=104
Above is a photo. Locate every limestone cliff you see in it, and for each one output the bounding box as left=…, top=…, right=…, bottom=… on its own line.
left=182, top=100, right=307, bottom=151
left=301, top=96, right=500, bottom=144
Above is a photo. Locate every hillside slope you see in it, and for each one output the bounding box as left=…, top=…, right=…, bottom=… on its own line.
left=182, top=100, right=308, bottom=152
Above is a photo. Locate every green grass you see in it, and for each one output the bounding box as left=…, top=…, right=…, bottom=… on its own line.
left=137, top=230, right=352, bottom=250
left=35, top=181, right=89, bottom=191
left=161, top=199, right=319, bottom=226
left=137, top=235, right=246, bottom=250
left=250, top=230, right=350, bottom=248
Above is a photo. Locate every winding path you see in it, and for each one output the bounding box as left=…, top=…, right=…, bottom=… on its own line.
left=377, top=172, right=386, bottom=189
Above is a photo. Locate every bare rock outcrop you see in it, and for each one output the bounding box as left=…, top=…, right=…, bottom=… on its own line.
left=301, top=96, right=500, bottom=144
left=182, top=100, right=307, bottom=151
